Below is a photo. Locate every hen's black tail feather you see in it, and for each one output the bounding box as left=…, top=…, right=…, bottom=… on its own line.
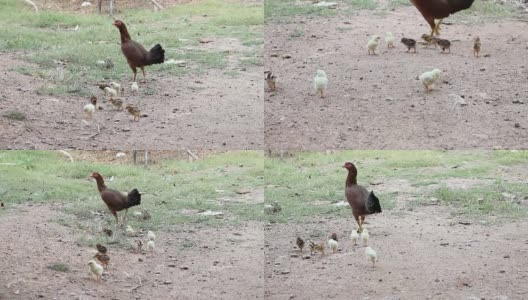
left=367, top=191, right=382, bottom=214
left=147, top=44, right=165, bottom=65
left=126, top=189, right=141, bottom=208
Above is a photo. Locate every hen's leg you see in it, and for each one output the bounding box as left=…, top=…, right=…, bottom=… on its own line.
left=130, top=65, right=138, bottom=82
left=140, top=68, right=146, bottom=83
left=353, top=214, right=362, bottom=232
left=434, top=19, right=443, bottom=36
left=359, top=215, right=366, bottom=228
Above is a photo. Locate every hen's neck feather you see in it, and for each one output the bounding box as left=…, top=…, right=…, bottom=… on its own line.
left=95, top=177, right=107, bottom=192
left=346, top=169, right=357, bottom=187
left=118, top=24, right=131, bottom=44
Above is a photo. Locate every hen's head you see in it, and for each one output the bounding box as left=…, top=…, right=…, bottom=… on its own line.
left=91, top=172, right=103, bottom=179
left=112, top=20, right=125, bottom=28
left=342, top=162, right=356, bottom=171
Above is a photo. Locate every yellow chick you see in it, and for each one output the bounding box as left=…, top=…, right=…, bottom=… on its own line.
left=419, top=69, right=442, bottom=93
left=104, top=86, right=118, bottom=99
left=147, top=231, right=156, bottom=241
left=87, top=260, right=104, bottom=281
left=125, top=104, right=141, bottom=122
left=131, top=82, right=139, bottom=93
left=367, top=35, right=381, bottom=55
left=385, top=32, right=395, bottom=48
left=146, top=240, right=155, bottom=252
left=83, top=96, right=97, bottom=120
left=365, top=246, right=378, bottom=267
left=328, top=233, right=338, bottom=254
left=126, top=225, right=136, bottom=237
left=110, top=82, right=121, bottom=93
left=350, top=229, right=359, bottom=246
left=314, top=70, right=328, bottom=98
left=361, top=228, right=369, bottom=246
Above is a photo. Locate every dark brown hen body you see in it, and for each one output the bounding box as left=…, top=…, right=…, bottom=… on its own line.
left=343, top=162, right=381, bottom=231
left=411, top=0, right=475, bottom=35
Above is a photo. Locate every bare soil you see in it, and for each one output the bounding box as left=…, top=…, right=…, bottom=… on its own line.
left=0, top=203, right=264, bottom=299
left=264, top=7, right=528, bottom=150
left=264, top=206, right=528, bottom=299
left=0, top=53, right=263, bottom=150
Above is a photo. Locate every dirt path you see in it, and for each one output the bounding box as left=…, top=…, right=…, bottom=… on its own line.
left=0, top=53, right=263, bottom=150
left=265, top=8, right=528, bottom=150
left=264, top=206, right=528, bottom=299
left=0, top=204, right=264, bottom=299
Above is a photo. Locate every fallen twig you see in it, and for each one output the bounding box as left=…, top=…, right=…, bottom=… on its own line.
left=23, top=0, right=38, bottom=12
left=58, top=150, right=74, bottom=163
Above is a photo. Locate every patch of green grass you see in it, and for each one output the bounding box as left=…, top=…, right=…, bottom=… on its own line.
left=265, top=0, right=377, bottom=20
left=343, top=0, right=377, bottom=10
left=0, top=151, right=264, bottom=232
left=0, top=0, right=262, bottom=96
left=451, top=0, right=517, bottom=24
left=388, top=0, right=412, bottom=10
left=3, top=111, right=27, bottom=121
left=47, top=262, right=70, bottom=272
left=265, top=150, right=528, bottom=223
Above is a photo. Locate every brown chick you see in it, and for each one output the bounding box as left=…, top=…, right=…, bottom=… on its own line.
left=103, top=228, right=113, bottom=237
left=421, top=34, right=437, bottom=48
left=435, top=38, right=451, bottom=53
left=473, top=36, right=481, bottom=57
left=109, top=97, right=124, bottom=110
left=96, top=243, right=107, bottom=254
left=401, top=38, right=417, bottom=53
left=265, top=71, right=277, bottom=91
left=1, top=202, right=4, bottom=207
left=135, top=239, right=143, bottom=253
left=309, top=240, right=325, bottom=256
left=125, top=104, right=141, bottom=122
left=296, top=237, right=305, bottom=252
left=94, top=252, right=110, bottom=270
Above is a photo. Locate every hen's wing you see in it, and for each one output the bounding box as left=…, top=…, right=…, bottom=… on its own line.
left=121, top=40, right=148, bottom=67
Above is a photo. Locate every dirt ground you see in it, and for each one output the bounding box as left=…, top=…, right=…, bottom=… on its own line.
left=0, top=52, right=263, bottom=150
left=264, top=7, right=528, bottom=150
left=264, top=206, right=528, bottom=299
left=0, top=203, right=264, bottom=299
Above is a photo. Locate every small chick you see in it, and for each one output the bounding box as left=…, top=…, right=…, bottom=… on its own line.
left=104, top=87, right=117, bottom=99
left=130, top=82, right=139, bottom=93
left=365, top=246, right=378, bottom=267
left=96, top=243, right=107, bottom=254
left=385, top=32, right=395, bottom=48
left=265, top=71, right=277, bottom=91
left=350, top=229, right=359, bottom=246
left=147, top=231, right=156, bottom=241
left=328, top=233, right=338, bottom=254
left=401, top=38, right=417, bottom=53
left=435, top=38, right=451, bottom=53
left=126, top=225, right=136, bottom=237
left=421, top=34, right=437, bottom=48
left=94, top=253, right=110, bottom=270
left=102, top=228, right=113, bottom=237
left=296, top=237, right=305, bottom=252
left=367, top=35, right=381, bottom=55
left=419, top=68, right=442, bottom=92
left=146, top=240, right=155, bottom=252
left=308, top=240, right=325, bottom=256
left=125, top=104, right=141, bottom=122
left=473, top=36, right=481, bottom=57
left=135, top=239, right=143, bottom=253
left=110, top=82, right=121, bottom=93
left=314, top=70, right=328, bottom=98
left=83, top=96, right=97, bottom=120
left=109, top=97, right=124, bottom=110
left=87, top=260, right=104, bottom=281
left=361, top=228, right=369, bottom=246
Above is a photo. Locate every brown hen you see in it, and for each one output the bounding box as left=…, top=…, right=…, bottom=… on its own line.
left=343, top=162, right=382, bottom=232
left=411, top=0, right=475, bottom=37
